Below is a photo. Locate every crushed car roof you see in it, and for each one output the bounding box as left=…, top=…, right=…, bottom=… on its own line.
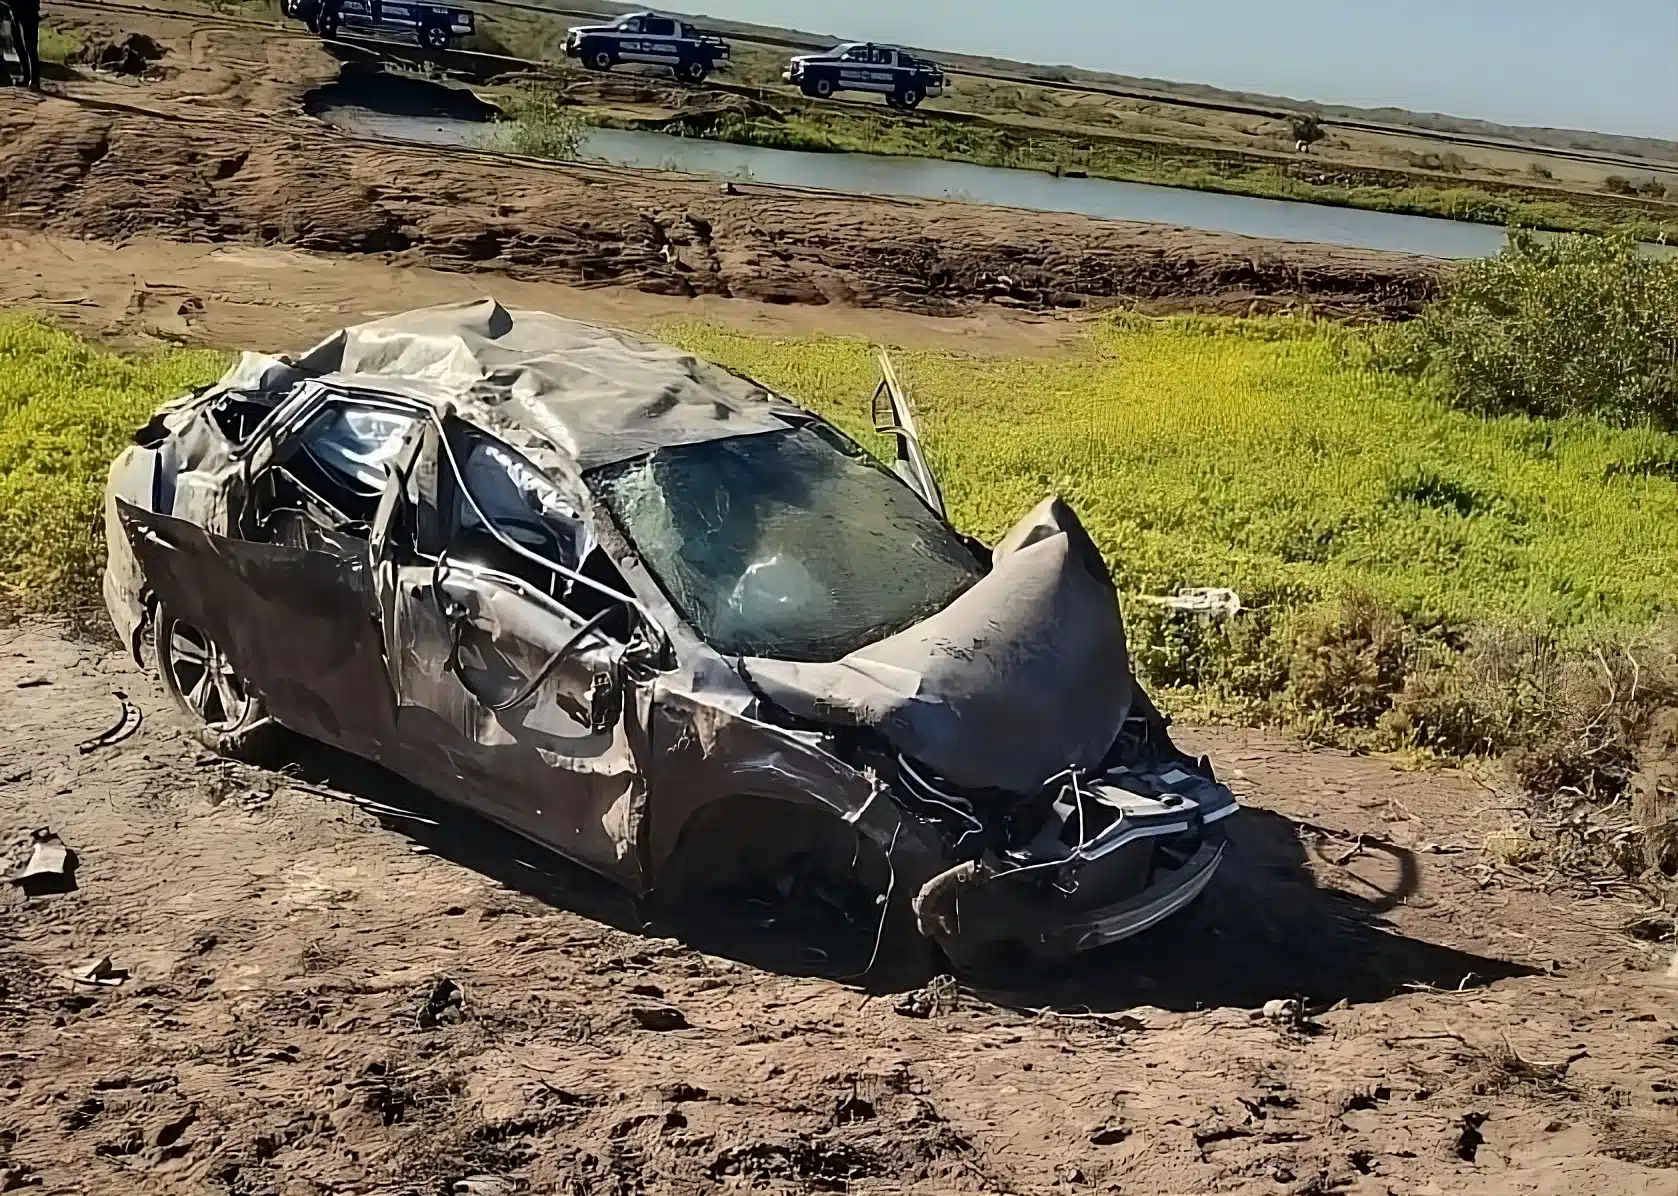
left=209, top=299, right=810, bottom=470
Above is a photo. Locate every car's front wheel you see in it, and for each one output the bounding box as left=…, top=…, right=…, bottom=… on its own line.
left=155, top=608, right=280, bottom=762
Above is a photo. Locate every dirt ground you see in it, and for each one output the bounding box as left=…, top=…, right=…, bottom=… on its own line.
left=5, top=623, right=1678, bottom=1196
left=2, top=8, right=1442, bottom=322
left=0, top=230, right=1088, bottom=357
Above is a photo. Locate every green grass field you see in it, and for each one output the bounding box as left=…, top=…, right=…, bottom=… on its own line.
left=5, top=308, right=1677, bottom=757
left=0, top=317, right=227, bottom=606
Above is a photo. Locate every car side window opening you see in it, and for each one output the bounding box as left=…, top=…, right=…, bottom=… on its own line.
left=441, top=423, right=634, bottom=643
left=616, top=15, right=639, bottom=31
left=254, top=401, right=418, bottom=547
left=641, top=16, right=673, bottom=35
left=841, top=44, right=866, bottom=61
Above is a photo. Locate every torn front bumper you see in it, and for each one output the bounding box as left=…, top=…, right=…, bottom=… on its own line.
left=909, top=769, right=1238, bottom=963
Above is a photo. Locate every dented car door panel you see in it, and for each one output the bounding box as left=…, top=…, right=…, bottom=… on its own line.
left=379, top=563, right=650, bottom=887
left=116, top=500, right=399, bottom=757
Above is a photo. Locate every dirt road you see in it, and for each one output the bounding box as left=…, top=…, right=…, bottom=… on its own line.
left=0, top=11, right=1442, bottom=321
left=5, top=622, right=1678, bottom=1195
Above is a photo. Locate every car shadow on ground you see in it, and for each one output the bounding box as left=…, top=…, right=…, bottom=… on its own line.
left=973, top=805, right=1536, bottom=1013
left=280, top=741, right=1533, bottom=1012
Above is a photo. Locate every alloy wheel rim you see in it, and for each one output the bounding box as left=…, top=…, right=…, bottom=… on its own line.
left=166, top=620, right=250, bottom=732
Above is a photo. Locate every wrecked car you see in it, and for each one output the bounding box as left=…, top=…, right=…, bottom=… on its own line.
left=102, top=300, right=1237, bottom=974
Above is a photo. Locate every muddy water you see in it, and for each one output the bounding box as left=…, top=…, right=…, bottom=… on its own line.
left=314, top=103, right=1527, bottom=259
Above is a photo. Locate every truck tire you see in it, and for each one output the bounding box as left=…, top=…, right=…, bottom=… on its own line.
left=585, top=44, right=614, bottom=71
left=678, top=57, right=708, bottom=83
left=895, top=85, right=923, bottom=110
left=317, top=8, right=339, bottom=39
left=812, top=76, right=834, bottom=98
left=421, top=21, right=448, bottom=48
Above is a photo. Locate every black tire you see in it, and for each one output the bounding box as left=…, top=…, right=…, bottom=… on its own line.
left=421, top=22, right=448, bottom=49
left=678, top=57, right=708, bottom=83
left=811, top=75, right=833, bottom=98
left=895, top=86, right=922, bottom=110
left=587, top=45, right=614, bottom=71
left=317, top=10, right=339, bottom=39
left=154, top=607, right=281, bottom=763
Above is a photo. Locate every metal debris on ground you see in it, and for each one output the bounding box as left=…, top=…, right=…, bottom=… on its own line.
left=453, top=1177, right=519, bottom=1196
left=76, top=691, right=142, bottom=754
left=1136, top=587, right=1243, bottom=619
left=893, top=973, right=959, bottom=1019
left=7, top=829, right=78, bottom=896
left=417, top=977, right=465, bottom=1028
left=1261, top=998, right=1301, bottom=1022
left=630, top=1005, right=690, bottom=1031
left=73, top=957, right=129, bottom=987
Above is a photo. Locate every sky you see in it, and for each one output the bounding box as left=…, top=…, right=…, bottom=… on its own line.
left=684, top=0, right=1678, bottom=141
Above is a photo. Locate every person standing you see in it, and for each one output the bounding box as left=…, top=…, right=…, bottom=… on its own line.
left=5, top=0, right=39, bottom=88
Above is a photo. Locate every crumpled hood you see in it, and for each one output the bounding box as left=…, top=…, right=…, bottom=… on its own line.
left=741, top=498, right=1133, bottom=795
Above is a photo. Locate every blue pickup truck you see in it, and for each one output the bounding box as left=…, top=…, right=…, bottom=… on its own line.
left=564, top=12, right=730, bottom=83
left=285, top=0, right=476, bottom=49
left=784, top=43, right=947, bottom=109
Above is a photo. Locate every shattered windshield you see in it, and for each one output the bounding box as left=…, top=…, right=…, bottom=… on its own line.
left=589, top=424, right=985, bottom=661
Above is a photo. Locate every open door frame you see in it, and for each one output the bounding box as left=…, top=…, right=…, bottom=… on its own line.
left=870, top=350, right=947, bottom=519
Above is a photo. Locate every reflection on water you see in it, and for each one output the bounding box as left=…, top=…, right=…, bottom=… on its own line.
left=316, top=106, right=1651, bottom=261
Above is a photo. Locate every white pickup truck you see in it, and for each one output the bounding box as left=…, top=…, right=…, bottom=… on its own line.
left=784, top=42, right=948, bottom=109
left=564, top=11, right=731, bottom=83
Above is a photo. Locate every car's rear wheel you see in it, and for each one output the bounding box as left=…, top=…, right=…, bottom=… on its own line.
left=155, top=608, right=280, bottom=762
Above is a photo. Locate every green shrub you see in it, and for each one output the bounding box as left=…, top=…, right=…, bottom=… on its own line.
left=478, top=91, right=585, bottom=160
left=1375, top=230, right=1678, bottom=428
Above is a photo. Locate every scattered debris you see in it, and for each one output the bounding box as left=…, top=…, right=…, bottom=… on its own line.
left=1137, top=587, right=1243, bottom=619
left=16, top=675, right=51, bottom=689
left=7, top=829, right=78, bottom=896
left=631, top=1006, right=690, bottom=1032
left=627, top=982, right=665, bottom=998
left=893, top=974, right=959, bottom=1019
left=1452, top=1112, right=1487, bottom=1162
left=1261, top=998, right=1301, bottom=1022
left=73, top=957, right=129, bottom=987
left=453, top=1178, right=518, bottom=1196
left=76, top=692, right=141, bottom=754
left=834, top=1093, right=876, bottom=1124
left=89, top=32, right=167, bottom=77
left=1089, top=1119, right=1131, bottom=1145
left=417, top=977, right=465, bottom=1029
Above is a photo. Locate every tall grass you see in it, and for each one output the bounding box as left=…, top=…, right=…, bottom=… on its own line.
left=0, top=317, right=227, bottom=607
left=476, top=92, right=586, bottom=160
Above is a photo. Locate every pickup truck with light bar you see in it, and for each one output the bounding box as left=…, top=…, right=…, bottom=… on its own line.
left=784, top=42, right=947, bottom=109
left=564, top=11, right=730, bottom=83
